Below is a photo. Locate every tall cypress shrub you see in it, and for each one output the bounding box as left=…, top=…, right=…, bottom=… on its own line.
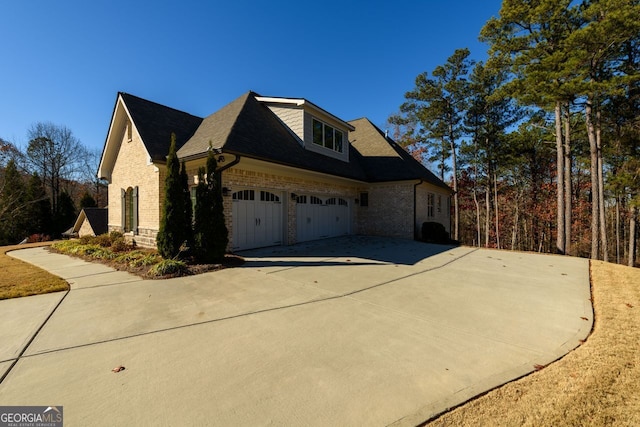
left=156, top=133, right=190, bottom=259
left=193, top=147, right=228, bottom=263
left=180, top=160, right=193, bottom=249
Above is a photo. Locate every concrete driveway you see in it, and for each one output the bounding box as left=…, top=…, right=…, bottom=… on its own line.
left=1, top=236, right=591, bottom=426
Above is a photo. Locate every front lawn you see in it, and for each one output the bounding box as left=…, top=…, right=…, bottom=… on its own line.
left=0, top=242, right=69, bottom=300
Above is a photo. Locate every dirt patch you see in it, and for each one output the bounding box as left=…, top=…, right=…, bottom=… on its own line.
left=424, top=260, right=640, bottom=426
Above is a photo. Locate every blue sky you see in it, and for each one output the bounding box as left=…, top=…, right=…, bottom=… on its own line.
left=1, top=0, right=503, bottom=154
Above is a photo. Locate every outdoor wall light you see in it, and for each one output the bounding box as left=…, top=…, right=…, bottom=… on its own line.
left=222, top=187, right=230, bottom=196
left=217, top=155, right=225, bottom=163
left=291, top=193, right=297, bottom=200
left=355, top=198, right=359, bottom=205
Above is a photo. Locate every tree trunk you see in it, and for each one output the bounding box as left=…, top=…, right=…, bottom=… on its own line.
left=555, top=102, right=566, bottom=254
left=473, top=188, right=481, bottom=247
left=629, top=205, right=636, bottom=268
left=512, top=188, right=520, bottom=250
left=616, top=195, right=620, bottom=265
left=485, top=181, right=490, bottom=248
left=450, top=136, right=459, bottom=241
left=494, top=173, right=500, bottom=249
left=585, top=99, right=600, bottom=260
left=596, top=108, right=608, bottom=262
left=564, top=104, right=572, bottom=256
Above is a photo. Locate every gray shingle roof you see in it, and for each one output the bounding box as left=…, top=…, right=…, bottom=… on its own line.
left=120, top=91, right=451, bottom=190
left=120, top=92, right=203, bottom=162
left=177, top=92, right=369, bottom=181
left=348, top=118, right=452, bottom=191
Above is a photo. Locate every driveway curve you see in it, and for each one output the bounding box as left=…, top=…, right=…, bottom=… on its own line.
left=1, top=237, right=591, bottom=426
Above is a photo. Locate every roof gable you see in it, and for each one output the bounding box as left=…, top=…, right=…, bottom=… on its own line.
left=348, top=118, right=451, bottom=190
left=98, top=93, right=202, bottom=180
left=119, top=93, right=202, bottom=161
left=73, top=208, right=108, bottom=235
left=178, top=92, right=369, bottom=181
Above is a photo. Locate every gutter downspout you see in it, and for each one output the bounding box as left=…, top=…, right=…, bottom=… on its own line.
left=413, top=179, right=423, bottom=240
left=215, top=153, right=241, bottom=174
left=215, top=153, right=241, bottom=195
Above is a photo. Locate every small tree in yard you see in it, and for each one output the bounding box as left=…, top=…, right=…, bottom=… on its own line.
left=193, top=147, right=228, bottom=263
left=156, top=133, right=192, bottom=259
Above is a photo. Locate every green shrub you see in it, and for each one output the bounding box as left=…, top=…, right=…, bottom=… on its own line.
left=79, top=235, right=95, bottom=245
left=93, top=234, right=113, bottom=247
left=421, top=222, right=450, bottom=244
left=114, top=250, right=145, bottom=264
left=109, top=231, right=124, bottom=240
left=130, top=253, right=161, bottom=267
left=110, top=237, right=129, bottom=252
left=148, top=259, right=187, bottom=277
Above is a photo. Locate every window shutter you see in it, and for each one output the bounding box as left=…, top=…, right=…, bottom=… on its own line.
left=121, top=188, right=126, bottom=231
left=132, top=186, right=139, bottom=234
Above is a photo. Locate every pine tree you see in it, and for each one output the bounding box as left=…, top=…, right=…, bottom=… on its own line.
left=79, top=191, right=97, bottom=208
left=0, top=159, right=26, bottom=244
left=156, top=133, right=191, bottom=259
left=54, top=191, right=76, bottom=235
left=25, top=172, right=51, bottom=236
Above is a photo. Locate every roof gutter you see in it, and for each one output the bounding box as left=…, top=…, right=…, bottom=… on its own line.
left=413, top=179, right=423, bottom=240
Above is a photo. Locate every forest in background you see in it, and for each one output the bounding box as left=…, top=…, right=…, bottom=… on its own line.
left=0, top=123, right=106, bottom=245
left=390, top=0, right=639, bottom=266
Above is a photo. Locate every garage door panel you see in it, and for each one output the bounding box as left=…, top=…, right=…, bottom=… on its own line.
left=232, top=190, right=282, bottom=251
left=296, top=195, right=350, bottom=243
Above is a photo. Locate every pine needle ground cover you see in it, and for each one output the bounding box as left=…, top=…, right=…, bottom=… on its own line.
left=426, top=261, right=640, bottom=426
left=0, top=242, right=69, bottom=300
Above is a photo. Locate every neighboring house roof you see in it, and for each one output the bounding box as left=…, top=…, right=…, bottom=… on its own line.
left=348, top=118, right=452, bottom=191
left=119, top=93, right=203, bottom=162
left=72, top=208, right=108, bottom=235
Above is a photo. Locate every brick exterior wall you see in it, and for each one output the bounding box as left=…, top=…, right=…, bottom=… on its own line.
left=184, top=162, right=360, bottom=249
left=107, top=122, right=162, bottom=248
left=356, top=182, right=415, bottom=239
left=107, top=141, right=452, bottom=249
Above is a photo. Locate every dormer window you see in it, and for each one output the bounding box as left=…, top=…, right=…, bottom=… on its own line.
left=313, top=118, right=344, bottom=153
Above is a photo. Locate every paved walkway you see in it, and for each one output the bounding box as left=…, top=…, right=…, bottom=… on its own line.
left=1, top=237, right=592, bottom=426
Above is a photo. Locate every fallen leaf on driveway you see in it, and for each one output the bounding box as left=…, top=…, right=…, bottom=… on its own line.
left=626, top=303, right=634, bottom=308
left=534, top=364, right=546, bottom=371
left=112, top=366, right=125, bottom=373
left=580, top=317, right=589, bottom=321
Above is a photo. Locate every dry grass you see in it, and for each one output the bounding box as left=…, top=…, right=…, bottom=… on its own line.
left=425, top=261, right=640, bottom=426
left=0, top=242, right=69, bottom=300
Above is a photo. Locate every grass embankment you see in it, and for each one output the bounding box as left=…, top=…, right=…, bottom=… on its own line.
left=0, top=242, right=69, bottom=300
left=426, top=260, right=640, bottom=426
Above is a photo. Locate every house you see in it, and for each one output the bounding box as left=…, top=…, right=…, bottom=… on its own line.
left=97, top=91, right=452, bottom=251
left=69, top=207, right=108, bottom=238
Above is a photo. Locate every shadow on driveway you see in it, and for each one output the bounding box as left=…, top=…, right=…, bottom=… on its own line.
left=238, top=235, right=457, bottom=268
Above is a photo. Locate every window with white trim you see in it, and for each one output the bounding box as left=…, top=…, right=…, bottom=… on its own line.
left=427, top=193, right=435, bottom=218
left=312, top=118, right=344, bottom=153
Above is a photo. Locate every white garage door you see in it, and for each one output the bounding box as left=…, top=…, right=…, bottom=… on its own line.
left=296, top=195, right=350, bottom=243
left=232, top=189, right=283, bottom=251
